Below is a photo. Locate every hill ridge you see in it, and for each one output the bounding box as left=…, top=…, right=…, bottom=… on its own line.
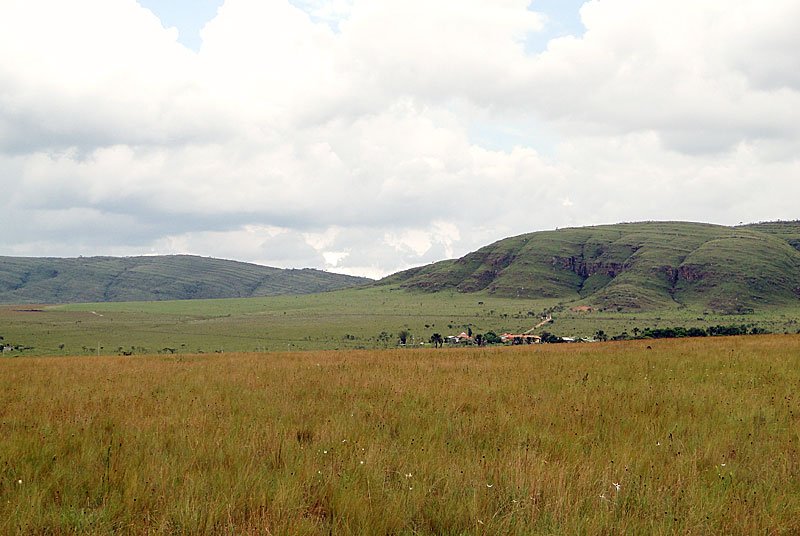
left=380, top=221, right=800, bottom=312
left=0, top=254, right=370, bottom=304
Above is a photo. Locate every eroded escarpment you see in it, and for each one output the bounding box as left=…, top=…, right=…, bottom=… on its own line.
left=551, top=256, right=630, bottom=279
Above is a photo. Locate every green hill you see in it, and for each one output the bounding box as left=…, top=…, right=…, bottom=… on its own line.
left=738, top=221, right=800, bottom=252
left=0, top=255, right=370, bottom=304
left=381, top=221, right=800, bottom=313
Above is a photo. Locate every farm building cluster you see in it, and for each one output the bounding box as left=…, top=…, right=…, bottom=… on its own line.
left=443, top=331, right=591, bottom=345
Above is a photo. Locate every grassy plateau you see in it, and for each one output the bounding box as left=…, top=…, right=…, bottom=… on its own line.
left=1, top=336, right=799, bottom=534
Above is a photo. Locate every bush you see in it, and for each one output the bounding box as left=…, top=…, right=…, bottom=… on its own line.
left=483, top=331, right=502, bottom=344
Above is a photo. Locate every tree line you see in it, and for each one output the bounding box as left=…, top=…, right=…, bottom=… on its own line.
left=600, top=324, right=769, bottom=342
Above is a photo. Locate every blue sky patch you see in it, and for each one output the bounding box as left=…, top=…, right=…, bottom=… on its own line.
left=137, top=0, right=224, bottom=50
left=138, top=0, right=586, bottom=52
left=525, top=0, right=587, bottom=53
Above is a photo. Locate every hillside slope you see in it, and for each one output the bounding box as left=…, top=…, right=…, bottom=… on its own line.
left=0, top=255, right=370, bottom=304
left=738, top=221, right=800, bottom=252
left=381, top=221, right=800, bottom=312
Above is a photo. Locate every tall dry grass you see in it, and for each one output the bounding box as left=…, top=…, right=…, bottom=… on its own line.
left=1, top=336, right=799, bottom=534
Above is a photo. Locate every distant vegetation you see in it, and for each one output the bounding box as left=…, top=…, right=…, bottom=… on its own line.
left=0, top=255, right=370, bottom=304
left=607, top=324, right=769, bottom=341
left=381, top=221, right=800, bottom=313
left=2, top=337, right=799, bottom=533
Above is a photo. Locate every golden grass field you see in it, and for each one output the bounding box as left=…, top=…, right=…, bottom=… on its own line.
left=2, top=336, right=799, bottom=534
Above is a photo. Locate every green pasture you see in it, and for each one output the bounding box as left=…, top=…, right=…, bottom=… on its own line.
left=2, top=286, right=799, bottom=356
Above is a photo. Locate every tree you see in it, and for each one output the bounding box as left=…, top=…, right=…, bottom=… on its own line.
left=430, top=333, right=444, bottom=348
left=398, top=329, right=411, bottom=345
left=483, top=331, right=502, bottom=344
left=540, top=331, right=563, bottom=344
left=594, top=329, right=608, bottom=342
left=377, top=331, right=392, bottom=347
left=686, top=327, right=708, bottom=337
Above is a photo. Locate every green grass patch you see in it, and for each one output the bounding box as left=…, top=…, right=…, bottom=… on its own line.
left=1, top=285, right=799, bottom=356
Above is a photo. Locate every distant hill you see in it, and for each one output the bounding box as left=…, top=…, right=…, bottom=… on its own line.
left=0, top=255, right=371, bottom=304
left=380, top=221, right=800, bottom=313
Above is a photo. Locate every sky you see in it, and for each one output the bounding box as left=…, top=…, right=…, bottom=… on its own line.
left=1, top=1, right=798, bottom=279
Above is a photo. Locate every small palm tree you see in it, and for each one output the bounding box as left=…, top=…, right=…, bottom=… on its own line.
left=398, top=329, right=411, bottom=345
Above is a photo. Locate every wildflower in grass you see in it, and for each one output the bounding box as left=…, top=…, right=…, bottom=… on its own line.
left=405, top=473, right=412, bottom=478
left=360, top=460, right=365, bottom=465
left=17, top=479, right=22, bottom=485
left=612, top=482, right=621, bottom=492
left=486, top=484, right=493, bottom=488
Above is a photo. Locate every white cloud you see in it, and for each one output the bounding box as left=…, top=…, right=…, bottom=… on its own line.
left=322, top=250, right=349, bottom=267
left=338, top=0, right=543, bottom=105
left=304, top=227, right=341, bottom=251
left=524, top=0, right=800, bottom=153
left=1, top=0, right=798, bottom=278
left=0, top=0, right=208, bottom=153
left=384, top=229, right=434, bottom=257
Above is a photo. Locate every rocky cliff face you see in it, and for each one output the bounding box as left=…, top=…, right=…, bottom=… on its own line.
left=551, top=256, right=629, bottom=279
left=553, top=255, right=714, bottom=285
left=676, top=264, right=708, bottom=282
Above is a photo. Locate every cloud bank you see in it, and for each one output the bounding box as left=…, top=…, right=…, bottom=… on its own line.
left=1, top=0, right=798, bottom=277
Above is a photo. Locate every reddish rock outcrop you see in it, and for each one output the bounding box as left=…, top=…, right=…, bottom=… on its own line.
left=551, top=256, right=629, bottom=278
